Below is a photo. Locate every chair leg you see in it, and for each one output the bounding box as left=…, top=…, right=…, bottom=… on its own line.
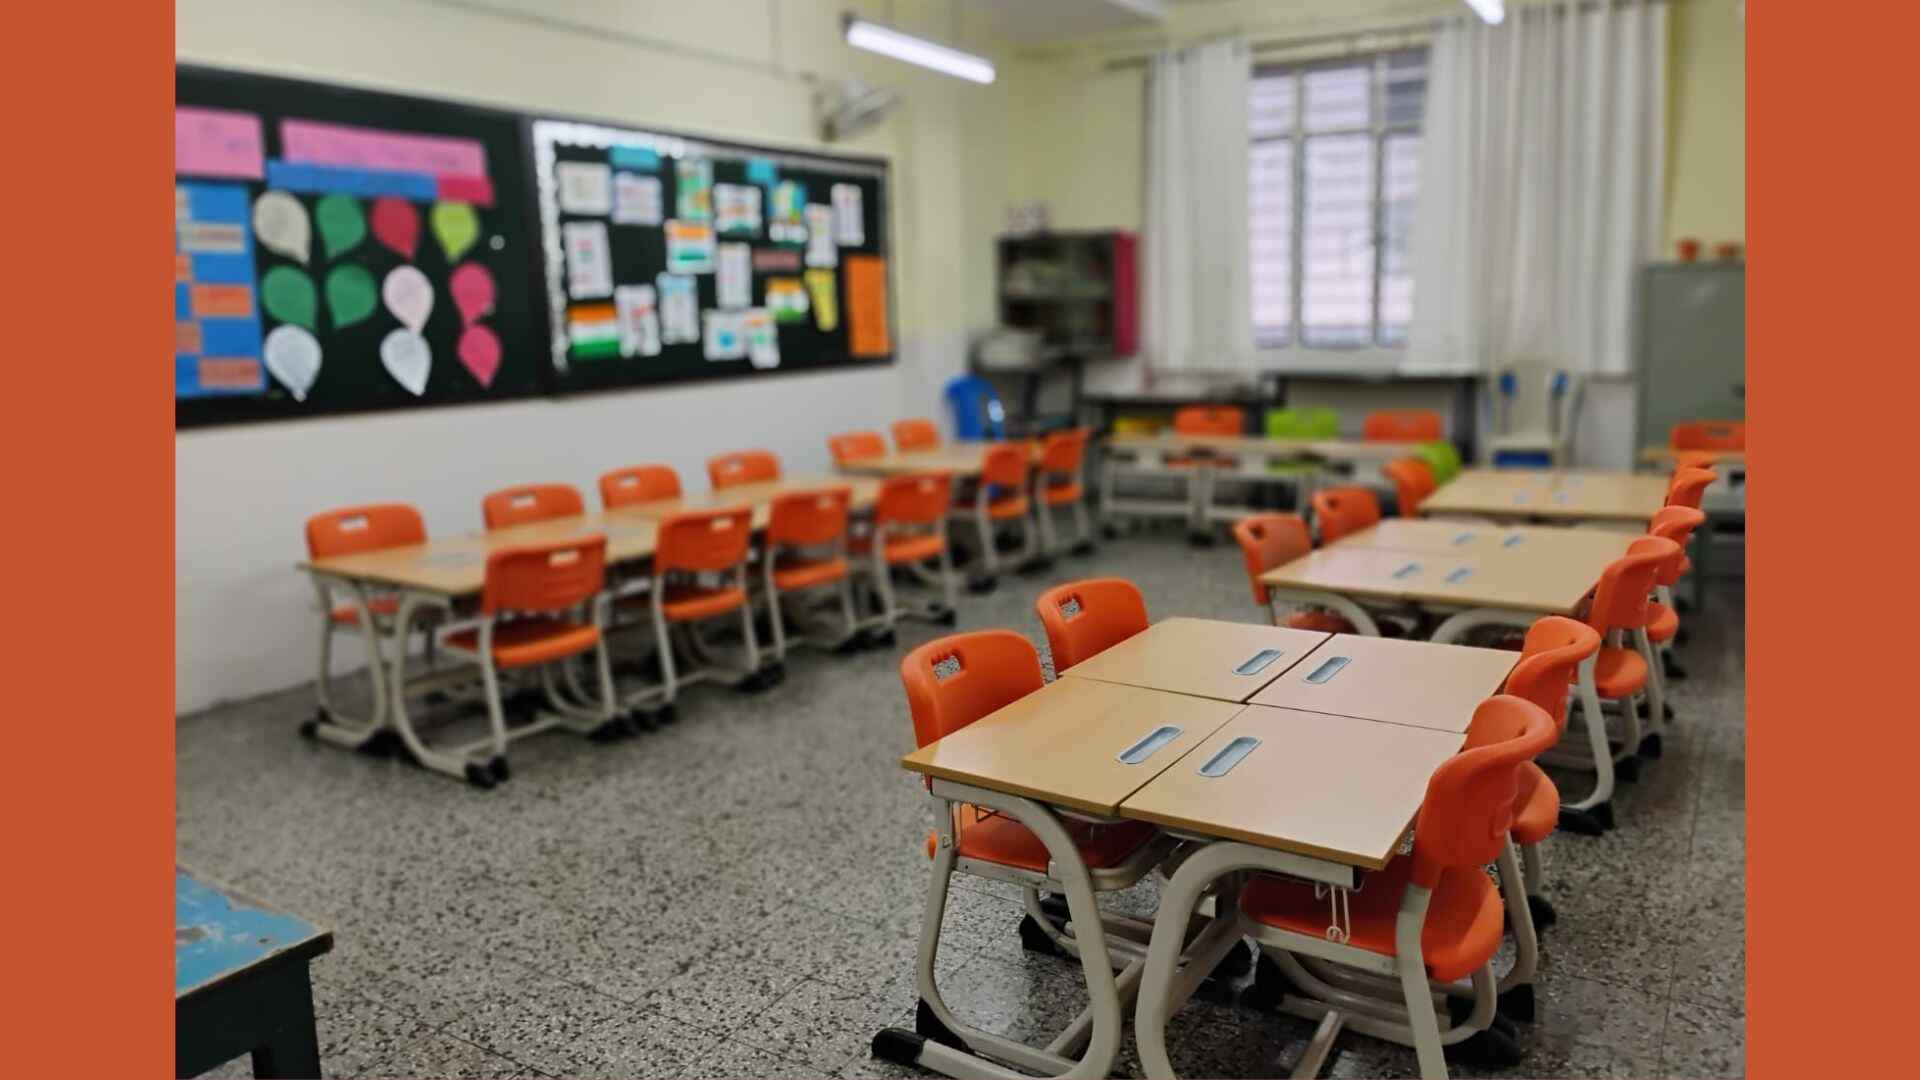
left=765, top=577, right=789, bottom=664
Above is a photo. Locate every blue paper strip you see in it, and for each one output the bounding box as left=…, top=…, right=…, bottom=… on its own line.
left=199, top=316, right=264, bottom=355
left=175, top=283, right=192, bottom=320
left=745, top=157, right=778, bottom=186
left=265, top=160, right=438, bottom=201
left=182, top=181, right=251, bottom=222
left=609, top=145, right=661, bottom=171
left=189, top=252, right=255, bottom=285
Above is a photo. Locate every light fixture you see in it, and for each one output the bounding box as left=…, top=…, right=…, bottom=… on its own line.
left=1462, top=0, right=1505, bottom=25
left=843, top=14, right=996, bottom=85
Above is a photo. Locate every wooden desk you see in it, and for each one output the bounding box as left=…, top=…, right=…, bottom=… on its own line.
left=176, top=869, right=332, bottom=1078
left=1335, top=519, right=1632, bottom=562
left=1104, top=432, right=1424, bottom=465
left=1259, top=545, right=1604, bottom=615
left=1118, top=706, right=1462, bottom=870
left=1419, top=468, right=1667, bottom=525
left=1249, top=634, right=1517, bottom=733
left=619, top=473, right=882, bottom=523
left=837, top=441, right=1041, bottom=479
left=301, top=511, right=659, bottom=598
left=1638, top=445, right=1746, bottom=469
left=900, top=678, right=1247, bottom=816
left=1060, top=616, right=1331, bottom=703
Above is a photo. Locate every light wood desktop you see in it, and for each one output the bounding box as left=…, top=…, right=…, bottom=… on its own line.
left=300, top=512, right=660, bottom=598
left=1638, top=445, right=1746, bottom=469
left=836, top=441, right=1042, bottom=479
left=1249, top=634, right=1518, bottom=733
left=1117, top=705, right=1463, bottom=869
left=617, top=473, right=881, bottom=523
left=898, top=678, right=1247, bottom=817
left=1419, top=468, right=1667, bottom=524
left=1258, top=545, right=1605, bottom=615
left=1105, top=431, right=1425, bottom=465
left=1060, top=616, right=1332, bottom=702
left=1335, top=519, right=1633, bottom=562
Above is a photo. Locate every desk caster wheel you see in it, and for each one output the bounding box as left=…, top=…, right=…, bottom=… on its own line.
left=871, top=1027, right=924, bottom=1066
left=1101, top=524, right=1121, bottom=540
left=1498, top=983, right=1535, bottom=1022
left=489, top=756, right=510, bottom=782
left=1212, top=940, right=1252, bottom=979
left=1558, top=804, right=1610, bottom=835
left=862, top=628, right=897, bottom=649
left=654, top=704, right=678, bottom=726
left=932, top=606, right=958, bottom=627
left=588, top=720, right=625, bottom=743
left=967, top=575, right=998, bottom=595
left=915, top=1000, right=964, bottom=1050
left=1638, top=732, right=1664, bottom=758
left=1037, top=893, right=1070, bottom=925
left=1241, top=953, right=1295, bottom=1012
left=464, top=762, right=497, bottom=789
left=1527, top=894, right=1557, bottom=930
left=1018, top=914, right=1062, bottom=956
left=299, top=709, right=325, bottom=739
left=622, top=710, right=656, bottom=733
left=1070, top=540, right=1096, bottom=557
left=1615, top=755, right=1641, bottom=783
left=1448, top=1025, right=1524, bottom=1069
left=1663, top=653, right=1688, bottom=680
left=1186, top=531, right=1216, bottom=547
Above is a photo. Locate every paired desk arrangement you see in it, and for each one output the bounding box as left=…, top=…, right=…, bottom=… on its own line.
left=883, top=617, right=1520, bottom=1080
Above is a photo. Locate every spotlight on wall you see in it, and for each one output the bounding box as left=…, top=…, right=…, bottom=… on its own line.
left=1462, top=0, right=1506, bottom=25
left=843, top=14, right=996, bottom=85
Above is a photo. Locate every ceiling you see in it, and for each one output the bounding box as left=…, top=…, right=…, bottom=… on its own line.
left=964, top=0, right=1169, bottom=42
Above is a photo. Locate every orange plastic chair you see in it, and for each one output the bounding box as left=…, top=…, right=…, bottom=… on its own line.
left=1310, top=486, right=1382, bottom=544
left=707, top=449, right=781, bottom=490
left=303, top=503, right=431, bottom=743
left=482, top=483, right=585, bottom=531
left=1380, top=457, right=1437, bottom=518
left=1664, top=466, right=1716, bottom=510
left=960, top=442, right=1037, bottom=583
left=892, top=418, right=940, bottom=452
left=1033, top=578, right=1148, bottom=673
left=1034, top=428, right=1095, bottom=555
left=828, top=430, right=888, bottom=467
left=620, top=505, right=765, bottom=718
left=760, top=486, right=857, bottom=661
left=1173, top=405, right=1244, bottom=437
left=1238, top=695, right=1555, bottom=1076
left=599, top=465, right=682, bottom=509
left=1230, top=512, right=1355, bottom=633
left=1669, top=420, right=1745, bottom=452
left=1361, top=409, right=1443, bottom=442
left=1643, top=506, right=1706, bottom=688
left=854, top=472, right=958, bottom=639
left=437, top=534, right=618, bottom=786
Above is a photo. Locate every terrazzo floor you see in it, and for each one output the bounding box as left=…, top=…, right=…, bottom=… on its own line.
left=178, top=528, right=1746, bottom=1078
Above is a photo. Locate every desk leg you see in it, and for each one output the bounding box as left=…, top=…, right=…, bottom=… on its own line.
left=176, top=961, right=322, bottom=1079
left=250, top=967, right=322, bottom=1079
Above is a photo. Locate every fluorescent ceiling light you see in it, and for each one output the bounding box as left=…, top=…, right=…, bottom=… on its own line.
left=844, top=15, right=996, bottom=84
left=1463, top=0, right=1506, bottom=24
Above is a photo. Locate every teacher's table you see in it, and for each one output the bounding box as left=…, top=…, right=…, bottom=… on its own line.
left=177, top=869, right=332, bottom=1079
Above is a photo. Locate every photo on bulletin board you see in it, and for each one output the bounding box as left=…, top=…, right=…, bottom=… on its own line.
left=528, top=115, right=893, bottom=397
left=174, top=66, right=548, bottom=428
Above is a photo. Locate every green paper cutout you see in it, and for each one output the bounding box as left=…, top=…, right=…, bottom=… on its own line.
left=430, top=201, right=480, bottom=262
left=261, top=266, right=317, bottom=331
left=325, top=264, right=378, bottom=329
left=314, top=194, right=366, bottom=259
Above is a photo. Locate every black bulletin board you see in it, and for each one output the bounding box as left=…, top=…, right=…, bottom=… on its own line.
left=174, top=66, right=547, bottom=428
left=528, top=116, right=894, bottom=396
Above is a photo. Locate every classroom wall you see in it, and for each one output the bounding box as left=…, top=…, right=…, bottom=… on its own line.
left=174, top=0, right=1028, bottom=714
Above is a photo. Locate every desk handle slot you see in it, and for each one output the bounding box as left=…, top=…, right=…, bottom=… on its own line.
left=1304, top=656, right=1351, bottom=684
left=1234, top=648, right=1285, bottom=676
left=1116, top=725, right=1183, bottom=765
left=1392, top=562, right=1422, bottom=579
left=1451, top=532, right=1475, bottom=546
left=1198, top=737, right=1261, bottom=778
left=1445, top=567, right=1473, bottom=584
left=1501, top=534, right=1524, bottom=548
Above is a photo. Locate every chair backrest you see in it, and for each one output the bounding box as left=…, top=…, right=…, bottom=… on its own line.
left=1310, top=487, right=1382, bottom=544
left=767, top=486, right=851, bottom=548
left=1409, top=695, right=1555, bottom=888
left=1670, top=420, right=1745, bottom=451
left=892, top=418, right=940, bottom=452
left=1416, top=441, right=1463, bottom=485
left=305, top=503, right=426, bottom=559
left=1033, top=578, right=1149, bottom=673
left=980, top=443, right=1030, bottom=490
left=1586, top=536, right=1679, bottom=634
left=482, top=483, right=585, bottom=531
left=654, top=505, right=755, bottom=575
left=1499, top=616, right=1602, bottom=732
left=1173, top=405, right=1243, bottom=437
left=480, top=535, right=606, bottom=616
left=828, top=430, right=888, bottom=466
left=1646, top=506, right=1706, bottom=587
left=944, top=375, right=1006, bottom=440
left=1230, top=513, right=1313, bottom=608
left=900, top=630, right=1046, bottom=748
left=599, top=465, right=682, bottom=509
left=707, top=450, right=781, bottom=490
left=1362, top=409, right=1442, bottom=442
left=1379, top=458, right=1436, bottom=518
left=1665, top=466, right=1716, bottom=509
left=875, top=471, right=953, bottom=527
left=1039, top=428, right=1089, bottom=475
left=1264, top=407, right=1339, bottom=440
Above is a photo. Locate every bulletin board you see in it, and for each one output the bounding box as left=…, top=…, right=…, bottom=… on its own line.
left=528, top=116, right=894, bottom=396
left=174, top=66, right=547, bottom=427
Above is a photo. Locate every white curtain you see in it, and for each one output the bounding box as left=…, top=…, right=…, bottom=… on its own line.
left=1143, top=39, right=1253, bottom=373
left=1408, top=0, right=1667, bottom=376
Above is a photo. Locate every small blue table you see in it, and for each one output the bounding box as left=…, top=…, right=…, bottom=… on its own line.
left=176, top=869, right=332, bottom=1078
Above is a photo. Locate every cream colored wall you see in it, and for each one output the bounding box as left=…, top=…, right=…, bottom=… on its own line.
left=1665, top=0, right=1745, bottom=251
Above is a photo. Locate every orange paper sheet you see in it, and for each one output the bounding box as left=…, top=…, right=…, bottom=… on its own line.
left=844, top=254, right=890, bottom=358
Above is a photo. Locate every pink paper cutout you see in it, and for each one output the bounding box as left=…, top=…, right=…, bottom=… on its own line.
left=175, top=107, right=264, bottom=179
left=458, top=324, right=503, bottom=388
left=370, top=198, right=419, bottom=259
left=449, top=263, right=497, bottom=325
left=280, top=119, right=487, bottom=176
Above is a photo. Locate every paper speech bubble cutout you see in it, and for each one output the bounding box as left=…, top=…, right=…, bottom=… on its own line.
left=448, top=262, right=496, bottom=325
left=369, top=197, right=420, bottom=260
left=324, top=264, right=378, bottom=329
left=262, top=324, right=323, bottom=402
left=457, top=324, right=503, bottom=388
left=260, top=266, right=317, bottom=330
left=431, top=201, right=481, bottom=263
left=252, top=190, right=310, bottom=263
left=380, top=328, right=432, bottom=396
left=314, top=194, right=366, bottom=259
left=382, top=265, right=434, bottom=333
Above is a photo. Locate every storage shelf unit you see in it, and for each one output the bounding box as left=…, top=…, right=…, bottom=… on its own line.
left=996, top=231, right=1137, bottom=358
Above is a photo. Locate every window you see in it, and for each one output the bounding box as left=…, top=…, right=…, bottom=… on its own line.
left=1249, top=50, right=1426, bottom=349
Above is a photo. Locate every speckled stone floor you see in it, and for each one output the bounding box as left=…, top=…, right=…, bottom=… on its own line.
left=180, top=527, right=1745, bottom=1078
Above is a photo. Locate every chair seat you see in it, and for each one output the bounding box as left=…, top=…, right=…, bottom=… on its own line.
left=771, top=555, right=847, bottom=591
left=1593, top=644, right=1649, bottom=698
left=623, top=583, right=748, bottom=622
left=853, top=533, right=945, bottom=565
left=1241, top=856, right=1504, bottom=983
left=445, top=619, right=598, bottom=669
left=985, top=494, right=1030, bottom=520
left=1286, top=610, right=1356, bottom=634
left=1646, top=602, right=1678, bottom=644
left=1042, top=482, right=1084, bottom=506
left=927, top=810, right=1158, bottom=875
left=330, top=594, right=400, bottom=625
left=1510, top=762, right=1560, bottom=845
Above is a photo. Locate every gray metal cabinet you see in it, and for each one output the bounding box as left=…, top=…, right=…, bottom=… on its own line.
left=1634, top=262, right=1746, bottom=448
